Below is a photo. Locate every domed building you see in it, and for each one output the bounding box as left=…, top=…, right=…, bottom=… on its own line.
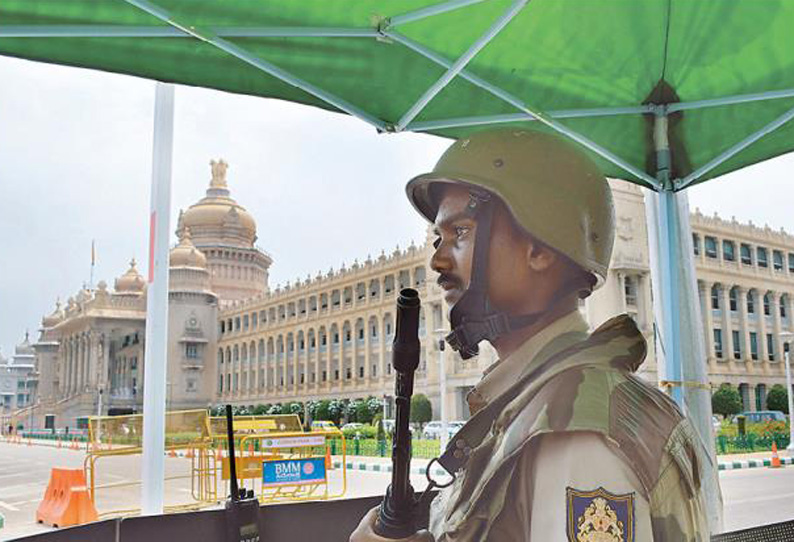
left=167, top=227, right=219, bottom=408
left=114, top=259, right=146, bottom=296
left=0, top=333, right=37, bottom=423
left=176, top=159, right=272, bottom=303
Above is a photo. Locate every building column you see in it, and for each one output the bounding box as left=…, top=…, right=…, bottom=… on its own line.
left=617, top=272, right=627, bottom=313
left=68, top=338, right=75, bottom=396
left=721, top=285, right=734, bottom=359
left=772, top=291, right=783, bottom=363
left=364, top=317, right=372, bottom=381
left=738, top=287, right=751, bottom=362
left=758, top=291, right=769, bottom=362
left=292, top=336, right=299, bottom=392
left=699, top=281, right=715, bottom=360
left=788, top=294, right=794, bottom=332
left=379, top=314, right=388, bottom=383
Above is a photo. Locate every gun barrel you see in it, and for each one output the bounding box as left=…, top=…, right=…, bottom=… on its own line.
left=374, top=288, right=422, bottom=539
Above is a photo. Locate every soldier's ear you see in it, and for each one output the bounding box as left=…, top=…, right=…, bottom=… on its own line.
left=526, top=238, right=558, bottom=273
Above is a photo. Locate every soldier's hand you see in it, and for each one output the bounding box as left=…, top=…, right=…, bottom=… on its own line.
left=350, top=507, right=434, bottom=542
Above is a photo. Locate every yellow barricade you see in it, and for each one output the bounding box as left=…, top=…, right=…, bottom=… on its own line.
left=83, top=409, right=216, bottom=517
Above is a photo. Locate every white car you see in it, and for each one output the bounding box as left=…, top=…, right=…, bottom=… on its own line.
left=341, top=422, right=365, bottom=432
left=423, top=421, right=466, bottom=440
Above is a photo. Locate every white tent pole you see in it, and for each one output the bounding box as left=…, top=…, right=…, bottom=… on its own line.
left=387, top=0, right=487, bottom=28
left=645, top=111, right=723, bottom=532
left=676, top=104, right=794, bottom=189
left=141, top=81, right=175, bottom=516
left=394, top=0, right=528, bottom=131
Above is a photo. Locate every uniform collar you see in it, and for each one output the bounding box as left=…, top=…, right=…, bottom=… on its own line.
left=466, top=309, right=589, bottom=415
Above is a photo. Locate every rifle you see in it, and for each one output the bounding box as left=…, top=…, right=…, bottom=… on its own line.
left=374, top=288, right=423, bottom=538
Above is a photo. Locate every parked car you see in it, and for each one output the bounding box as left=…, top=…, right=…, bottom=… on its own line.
left=341, top=422, right=365, bottom=432
left=734, top=410, right=786, bottom=424
left=310, top=420, right=337, bottom=432
left=447, top=421, right=465, bottom=439
left=422, top=421, right=465, bottom=440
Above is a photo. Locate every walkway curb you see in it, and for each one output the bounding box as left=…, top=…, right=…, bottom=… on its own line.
left=334, top=460, right=448, bottom=478
left=718, top=457, right=794, bottom=470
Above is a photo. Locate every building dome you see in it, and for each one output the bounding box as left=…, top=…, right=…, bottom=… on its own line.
left=115, top=258, right=145, bottom=294
left=170, top=228, right=207, bottom=268
left=41, top=300, right=64, bottom=328
left=15, top=332, right=34, bottom=356
left=177, top=159, right=256, bottom=247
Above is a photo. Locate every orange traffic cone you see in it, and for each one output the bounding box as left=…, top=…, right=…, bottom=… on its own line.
left=168, top=448, right=177, bottom=458
left=215, top=448, right=223, bottom=461
left=325, top=446, right=332, bottom=471
left=770, top=441, right=782, bottom=468
left=247, top=442, right=254, bottom=456
left=185, top=448, right=195, bottom=459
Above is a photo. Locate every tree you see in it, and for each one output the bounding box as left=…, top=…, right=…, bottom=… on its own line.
left=712, top=384, right=742, bottom=417
left=767, top=384, right=790, bottom=414
left=410, top=394, right=433, bottom=431
left=315, top=400, right=332, bottom=421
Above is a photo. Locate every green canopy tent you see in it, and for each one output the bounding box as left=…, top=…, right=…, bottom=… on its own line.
left=4, top=0, right=794, bottom=530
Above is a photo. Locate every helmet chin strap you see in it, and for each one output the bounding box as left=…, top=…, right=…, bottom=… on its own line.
left=444, top=191, right=583, bottom=360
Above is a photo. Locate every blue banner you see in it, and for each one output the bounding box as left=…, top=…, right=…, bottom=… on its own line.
left=262, top=457, right=327, bottom=486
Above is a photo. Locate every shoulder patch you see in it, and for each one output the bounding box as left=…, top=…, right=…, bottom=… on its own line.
left=567, top=486, right=634, bottom=542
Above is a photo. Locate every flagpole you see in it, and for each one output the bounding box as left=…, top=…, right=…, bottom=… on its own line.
left=90, top=240, right=95, bottom=289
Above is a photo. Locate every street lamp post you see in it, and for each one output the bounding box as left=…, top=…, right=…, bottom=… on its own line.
left=780, top=332, right=794, bottom=454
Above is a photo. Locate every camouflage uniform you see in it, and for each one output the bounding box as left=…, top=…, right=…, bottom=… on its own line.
left=427, top=312, right=710, bottom=541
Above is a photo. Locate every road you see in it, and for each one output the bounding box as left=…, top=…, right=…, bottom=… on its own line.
left=0, top=441, right=428, bottom=541
left=1, top=441, right=793, bottom=540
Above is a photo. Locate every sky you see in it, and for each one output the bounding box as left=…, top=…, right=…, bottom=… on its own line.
left=0, top=55, right=790, bottom=356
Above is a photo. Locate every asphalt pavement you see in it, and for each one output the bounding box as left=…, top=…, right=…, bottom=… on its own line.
left=1, top=441, right=792, bottom=540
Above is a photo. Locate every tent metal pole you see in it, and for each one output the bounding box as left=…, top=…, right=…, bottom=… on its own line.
left=408, top=106, right=654, bottom=131
left=124, top=0, right=387, bottom=132
left=387, top=0, right=487, bottom=28
left=141, top=82, right=174, bottom=516
left=668, top=87, right=794, bottom=113
left=647, top=111, right=723, bottom=532
left=676, top=104, right=794, bottom=189
left=386, top=30, right=659, bottom=188
left=394, top=0, right=528, bottom=131
left=0, top=25, right=379, bottom=38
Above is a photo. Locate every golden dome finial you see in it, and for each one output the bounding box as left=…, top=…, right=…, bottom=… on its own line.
left=179, top=226, right=193, bottom=245
left=210, top=159, right=228, bottom=189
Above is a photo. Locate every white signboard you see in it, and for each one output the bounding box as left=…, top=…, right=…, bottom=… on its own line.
left=261, top=435, right=325, bottom=449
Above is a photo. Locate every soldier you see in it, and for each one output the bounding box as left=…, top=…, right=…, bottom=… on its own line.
left=351, top=129, right=712, bottom=541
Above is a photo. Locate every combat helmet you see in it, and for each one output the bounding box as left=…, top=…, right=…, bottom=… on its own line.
left=406, top=129, right=615, bottom=358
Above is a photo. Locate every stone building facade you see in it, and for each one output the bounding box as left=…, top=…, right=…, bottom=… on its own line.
left=18, top=163, right=794, bottom=428
left=691, top=211, right=794, bottom=412
left=214, top=180, right=657, bottom=420
left=20, top=160, right=258, bottom=429
left=0, top=334, right=37, bottom=430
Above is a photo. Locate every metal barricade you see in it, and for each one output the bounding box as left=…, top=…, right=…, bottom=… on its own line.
left=211, top=428, right=347, bottom=505
left=84, top=409, right=216, bottom=517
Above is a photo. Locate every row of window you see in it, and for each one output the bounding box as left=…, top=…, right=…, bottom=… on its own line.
left=219, top=267, right=427, bottom=335
left=218, top=320, right=415, bottom=364
left=712, top=328, right=778, bottom=361
left=217, top=361, right=402, bottom=394
left=707, top=285, right=789, bottom=318
left=693, top=234, right=794, bottom=271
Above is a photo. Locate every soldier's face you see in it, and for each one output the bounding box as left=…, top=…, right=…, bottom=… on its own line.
left=430, top=184, right=533, bottom=312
